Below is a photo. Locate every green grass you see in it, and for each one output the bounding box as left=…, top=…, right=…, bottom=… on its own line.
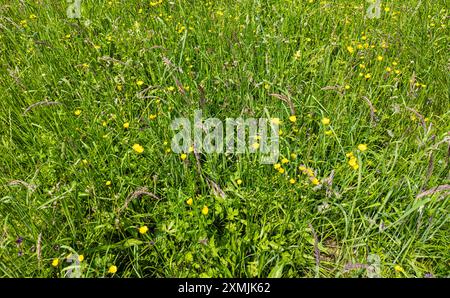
left=0, top=0, right=449, bottom=278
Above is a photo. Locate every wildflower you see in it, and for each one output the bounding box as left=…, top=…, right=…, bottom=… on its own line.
left=186, top=198, right=193, bottom=205
left=344, top=85, right=351, bottom=90
left=136, top=80, right=144, bottom=86
left=394, top=265, right=404, bottom=273
left=180, top=153, right=187, bottom=160
left=201, top=205, right=209, bottom=215
left=386, top=67, right=392, bottom=72
left=123, top=122, right=129, bottom=129
left=132, top=143, right=144, bottom=154
left=78, top=255, right=84, bottom=262
left=347, top=46, right=354, bottom=54
left=278, top=168, right=285, bottom=174
left=281, top=158, right=289, bottom=164
left=311, top=177, right=320, bottom=185
left=105, top=181, right=112, bottom=186
left=294, top=50, right=301, bottom=60
left=321, top=117, right=331, bottom=125
left=236, top=179, right=243, bottom=185
left=290, top=153, right=297, bottom=159
left=108, top=265, right=117, bottom=274
left=51, top=258, right=59, bottom=267
left=167, top=86, right=175, bottom=92
left=139, top=226, right=148, bottom=234
left=384, top=7, right=390, bottom=12
left=74, top=110, right=81, bottom=116
left=289, top=115, right=297, bottom=123
left=364, top=73, right=372, bottom=79
left=377, top=55, right=383, bottom=61
left=29, top=14, right=37, bottom=20
left=252, top=143, right=260, bottom=150
left=271, top=118, right=281, bottom=125
left=274, top=163, right=281, bottom=170
left=149, top=114, right=158, bottom=120
left=325, top=130, right=333, bottom=136
left=358, top=144, right=368, bottom=152
left=289, top=178, right=296, bottom=184
left=82, top=159, right=88, bottom=165
left=299, top=165, right=306, bottom=171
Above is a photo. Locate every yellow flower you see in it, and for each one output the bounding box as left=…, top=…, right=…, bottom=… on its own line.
left=252, top=143, right=260, bottom=150
left=132, top=143, right=144, bottom=154
left=311, top=177, right=320, bottom=185
left=201, top=205, right=209, bottom=215
left=136, top=80, right=144, bottom=86
left=123, top=122, right=129, bottom=129
left=377, top=55, right=383, bottom=61
left=82, top=159, right=88, bottom=165
left=105, top=181, right=112, bottom=186
left=394, top=265, right=404, bottom=273
left=278, top=168, right=285, bottom=174
left=289, top=178, right=296, bottom=184
left=180, top=153, right=187, bottom=160
left=364, top=73, right=372, bottom=79
left=299, top=165, right=306, bottom=171
left=78, top=255, right=84, bottom=262
left=139, top=225, right=148, bottom=234
left=149, top=114, right=157, bottom=120
left=344, top=85, right=350, bottom=90
left=347, top=46, right=354, bottom=54
left=281, top=158, right=289, bottom=164
left=108, top=265, right=117, bottom=274
left=51, top=258, right=59, bottom=267
left=271, top=118, right=281, bottom=125
left=384, top=7, right=390, bottom=12
left=289, top=115, right=297, bottom=123
left=186, top=198, right=193, bottom=205
left=274, top=163, right=281, bottom=170
left=357, top=144, right=368, bottom=152
left=29, top=14, right=37, bottom=20
left=290, top=153, right=297, bottom=159
left=167, top=86, right=175, bottom=92
left=321, top=117, right=331, bottom=125
left=386, top=67, right=392, bottom=72
left=236, top=179, right=243, bottom=185
left=325, top=130, right=333, bottom=136
left=74, top=110, right=81, bottom=116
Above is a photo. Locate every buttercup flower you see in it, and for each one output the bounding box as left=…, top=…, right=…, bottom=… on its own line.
left=132, top=144, right=144, bottom=154
left=108, top=265, right=117, bottom=274
left=139, top=226, right=148, bottom=234
left=201, top=205, right=209, bottom=215
left=321, top=117, right=331, bottom=125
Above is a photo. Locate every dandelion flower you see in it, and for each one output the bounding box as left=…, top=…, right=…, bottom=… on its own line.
left=201, top=205, right=209, bottom=215
left=51, top=258, right=59, bottom=267
left=289, top=115, right=297, bottom=123
left=394, top=265, right=404, bottom=273
left=132, top=143, right=144, bottom=154
left=186, top=198, right=193, bottom=205
left=78, top=255, right=84, bottom=262
left=274, top=163, right=281, bottom=170
left=180, top=153, right=187, bottom=160
left=347, top=46, right=354, bottom=54
left=108, top=265, right=117, bottom=274
left=123, top=122, right=129, bottom=129
left=278, top=168, right=285, bottom=174
left=281, top=158, right=289, bottom=164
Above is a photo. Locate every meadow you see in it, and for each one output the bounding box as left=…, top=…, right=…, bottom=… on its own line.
left=0, top=0, right=449, bottom=278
